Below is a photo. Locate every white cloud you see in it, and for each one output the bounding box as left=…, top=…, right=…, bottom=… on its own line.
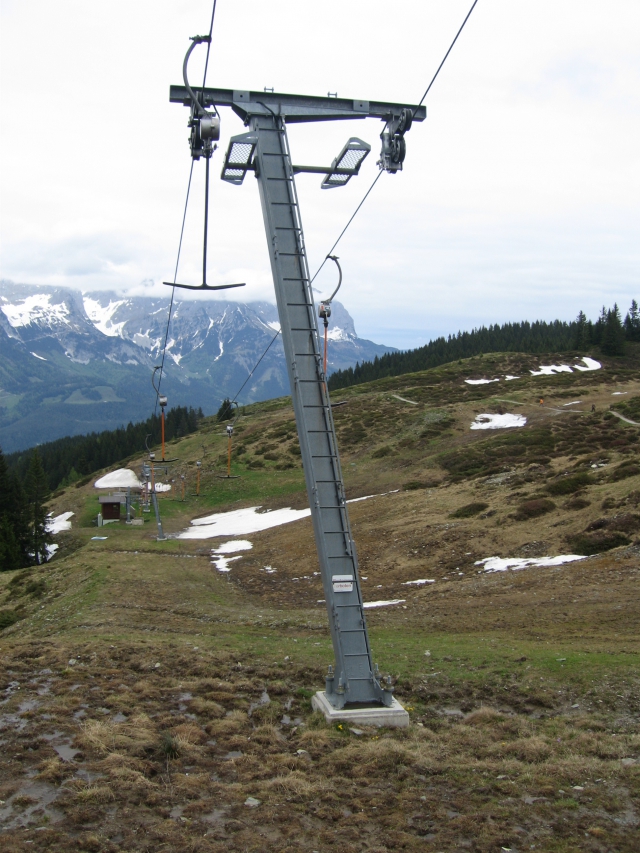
left=1, top=1, right=638, bottom=349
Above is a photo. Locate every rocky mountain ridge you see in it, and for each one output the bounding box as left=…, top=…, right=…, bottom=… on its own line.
left=0, top=280, right=395, bottom=452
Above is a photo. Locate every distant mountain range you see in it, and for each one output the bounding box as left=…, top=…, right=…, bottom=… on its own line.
left=0, top=280, right=395, bottom=452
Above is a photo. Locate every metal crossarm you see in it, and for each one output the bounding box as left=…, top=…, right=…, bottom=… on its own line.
left=170, top=86, right=426, bottom=125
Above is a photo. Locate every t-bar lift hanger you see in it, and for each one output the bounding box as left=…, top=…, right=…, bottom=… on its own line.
left=163, top=37, right=246, bottom=293
left=167, top=63, right=425, bottom=714
left=318, top=255, right=342, bottom=377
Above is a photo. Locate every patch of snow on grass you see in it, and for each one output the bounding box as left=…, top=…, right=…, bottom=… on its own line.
left=363, top=599, right=406, bottom=609
left=471, top=413, right=526, bottom=430
left=504, top=375, right=520, bottom=381
left=465, top=378, right=499, bottom=385
left=181, top=505, right=312, bottom=539
left=476, top=555, right=587, bottom=573
left=211, top=555, right=243, bottom=573
left=30, top=352, right=47, bottom=361
left=612, top=392, right=628, bottom=395
left=47, top=512, right=74, bottom=534
left=401, top=579, right=435, bottom=585
left=180, top=494, right=387, bottom=540
left=530, top=364, right=573, bottom=376
left=214, top=540, right=253, bottom=554
left=262, top=566, right=277, bottom=574
left=574, top=357, right=601, bottom=372
left=563, top=401, right=582, bottom=406
left=46, top=544, right=59, bottom=559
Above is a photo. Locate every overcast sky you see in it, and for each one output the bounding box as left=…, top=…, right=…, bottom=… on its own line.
left=1, top=0, right=638, bottom=349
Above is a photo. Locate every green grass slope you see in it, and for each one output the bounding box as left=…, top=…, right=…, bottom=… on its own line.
left=1, top=349, right=639, bottom=852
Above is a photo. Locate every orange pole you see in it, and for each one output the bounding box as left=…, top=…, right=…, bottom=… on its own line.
left=196, top=466, right=201, bottom=496
left=161, top=409, right=165, bottom=461
left=227, top=434, right=232, bottom=477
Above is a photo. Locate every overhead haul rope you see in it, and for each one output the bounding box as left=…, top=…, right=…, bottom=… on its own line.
left=155, top=0, right=219, bottom=415
left=309, top=0, right=480, bottom=285
left=199, top=0, right=482, bottom=420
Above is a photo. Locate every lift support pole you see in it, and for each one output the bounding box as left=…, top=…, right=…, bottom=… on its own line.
left=169, top=86, right=424, bottom=712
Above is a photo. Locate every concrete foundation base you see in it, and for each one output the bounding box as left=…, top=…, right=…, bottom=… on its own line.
left=311, top=691, right=410, bottom=728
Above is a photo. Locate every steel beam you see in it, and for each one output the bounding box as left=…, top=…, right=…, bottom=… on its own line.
left=169, top=86, right=426, bottom=125
left=249, top=112, right=391, bottom=708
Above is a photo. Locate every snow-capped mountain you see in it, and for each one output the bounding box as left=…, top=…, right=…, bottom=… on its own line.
left=0, top=280, right=395, bottom=452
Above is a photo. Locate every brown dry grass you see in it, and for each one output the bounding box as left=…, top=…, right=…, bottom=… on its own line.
left=1, top=354, right=639, bottom=851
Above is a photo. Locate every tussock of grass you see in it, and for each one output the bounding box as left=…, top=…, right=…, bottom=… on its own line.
left=546, top=472, right=593, bottom=495
left=189, top=697, right=225, bottom=718
left=73, top=784, right=116, bottom=803
left=464, top=706, right=503, bottom=725
left=450, top=502, right=489, bottom=519
left=610, top=461, right=640, bottom=481
left=514, top=498, right=556, bottom=520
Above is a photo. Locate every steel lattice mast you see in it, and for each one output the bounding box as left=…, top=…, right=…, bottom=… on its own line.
left=169, top=79, right=424, bottom=710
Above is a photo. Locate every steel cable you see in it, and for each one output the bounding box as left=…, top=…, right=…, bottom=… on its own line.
left=171, top=0, right=481, bottom=417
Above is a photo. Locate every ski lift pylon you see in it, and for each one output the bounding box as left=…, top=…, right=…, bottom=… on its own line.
left=217, top=401, right=241, bottom=479
left=151, top=367, right=179, bottom=463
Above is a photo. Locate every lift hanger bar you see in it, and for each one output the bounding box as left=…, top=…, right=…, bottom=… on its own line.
left=164, top=281, right=245, bottom=290
left=169, top=86, right=426, bottom=124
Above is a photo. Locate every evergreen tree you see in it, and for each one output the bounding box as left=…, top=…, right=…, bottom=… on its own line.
left=574, top=310, right=589, bottom=349
left=624, top=299, right=640, bottom=342
left=0, top=446, right=25, bottom=571
left=601, top=304, right=626, bottom=356
left=25, top=450, right=52, bottom=565
left=216, top=398, right=234, bottom=421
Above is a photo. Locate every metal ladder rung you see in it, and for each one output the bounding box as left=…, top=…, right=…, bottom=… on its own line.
left=344, top=652, right=369, bottom=657
left=335, top=603, right=365, bottom=609
left=283, top=277, right=310, bottom=282
left=290, top=328, right=315, bottom=332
